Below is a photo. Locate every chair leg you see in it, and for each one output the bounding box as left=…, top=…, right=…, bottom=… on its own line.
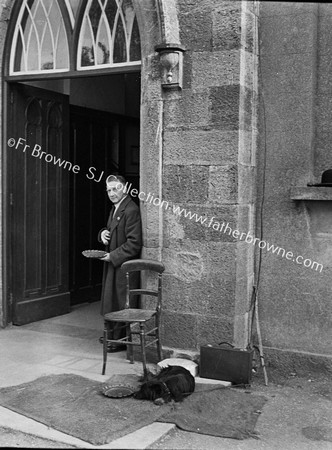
left=102, top=321, right=109, bottom=375
left=140, top=323, right=148, bottom=380
left=156, top=315, right=163, bottom=362
left=126, top=323, right=134, bottom=364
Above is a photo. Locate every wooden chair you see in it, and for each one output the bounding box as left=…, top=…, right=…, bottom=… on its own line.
left=102, top=259, right=165, bottom=378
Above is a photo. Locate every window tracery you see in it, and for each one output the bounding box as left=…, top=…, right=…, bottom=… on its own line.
left=9, top=0, right=141, bottom=76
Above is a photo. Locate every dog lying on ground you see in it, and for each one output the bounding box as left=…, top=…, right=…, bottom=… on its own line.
left=134, top=365, right=195, bottom=404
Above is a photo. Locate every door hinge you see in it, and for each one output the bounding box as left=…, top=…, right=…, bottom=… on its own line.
left=9, top=293, right=13, bottom=305
left=10, top=193, right=13, bottom=205
left=10, top=91, right=14, bottom=104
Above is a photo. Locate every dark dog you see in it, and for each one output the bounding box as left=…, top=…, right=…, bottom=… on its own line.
left=134, top=365, right=195, bottom=404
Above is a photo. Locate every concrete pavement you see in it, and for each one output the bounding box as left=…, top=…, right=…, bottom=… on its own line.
left=0, top=301, right=175, bottom=448
left=0, top=301, right=332, bottom=449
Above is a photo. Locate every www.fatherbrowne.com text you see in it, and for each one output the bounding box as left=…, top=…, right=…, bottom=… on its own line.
left=8, top=135, right=322, bottom=273
left=121, top=182, right=323, bottom=273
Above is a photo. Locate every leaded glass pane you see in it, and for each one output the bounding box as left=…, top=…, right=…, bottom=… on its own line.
left=56, top=20, right=69, bottom=68
left=34, top=1, right=47, bottom=36
left=78, top=0, right=140, bottom=69
left=67, top=0, right=80, bottom=18
left=130, top=15, right=140, bottom=62
left=105, top=0, right=117, bottom=32
left=10, top=0, right=70, bottom=74
left=122, top=0, right=135, bottom=39
left=10, top=0, right=140, bottom=75
left=41, top=26, right=54, bottom=70
left=27, top=29, right=39, bottom=71
left=80, top=17, right=95, bottom=66
left=13, top=31, right=24, bottom=73
left=113, top=14, right=126, bottom=63
left=89, top=0, right=102, bottom=39
left=96, top=18, right=110, bottom=64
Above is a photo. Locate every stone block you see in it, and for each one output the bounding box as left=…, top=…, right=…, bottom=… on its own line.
left=317, top=54, right=332, bottom=94
left=196, top=315, right=234, bottom=347
left=163, top=209, right=185, bottom=247
left=262, top=89, right=314, bottom=136
left=163, top=90, right=210, bottom=130
left=166, top=205, right=239, bottom=243
left=260, top=53, right=316, bottom=95
left=240, top=86, right=254, bottom=131
left=163, top=164, right=209, bottom=204
left=162, top=249, right=205, bottom=284
left=240, top=11, right=256, bottom=54
left=261, top=129, right=313, bottom=183
left=318, top=3, right=332, bottom=17
left=238, top=130, right=255, bottom=166
left=164, top=129, right=239, bottom=166
left=141, top=55, right=164, bottom=102
left=192, top=50, right=241, bottom=90
left=182, top=51, right=193, bottom=90
left=260, top=12, right=317, bottom=57
left=234, top=271, right=254, bottom=315
left=178, top=0, right=213, bottom=52
left=318, top=12, right=332, bottom=58
left=236, top=204, right=255, bottom=236
left=203, top=241, right=237, bottom=276
left=209, top=165, right=238, bottom=204
left=210, top=85, right=240, bottom=130
left=263, top=347, right=332, bottom=378
left=192, top=275, right=235, bottom=317
left=240, top=50, right=257, bottom=93
left=212, top=2, right=241, bottom=51
left=162, top=241, right=236, bottom=283
left=316, top=93, right=332, bottom=135
left=161, top=273, right=235, bottom=318
left=260, top=2, right=318, bottom=17
left=162, top=311, right=197, bottom=349
left=238, top=164, right=255, bottom=204
left=258, top=275, right=332, bottom=354
left=314, top=131, right=332, bottom=179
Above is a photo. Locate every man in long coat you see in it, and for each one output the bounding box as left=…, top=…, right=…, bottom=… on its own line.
left=99, top=174, right=142, bottom=350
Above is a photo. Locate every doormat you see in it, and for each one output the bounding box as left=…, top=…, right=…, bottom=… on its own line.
left=0, top=373, right=171, bottom=445
left=158, top=385, right=267, bottom=440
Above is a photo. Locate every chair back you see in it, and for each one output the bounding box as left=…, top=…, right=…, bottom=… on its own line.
left=121, top=259, right=165, bottom=310
left=121, top=259, right=165, bottom=274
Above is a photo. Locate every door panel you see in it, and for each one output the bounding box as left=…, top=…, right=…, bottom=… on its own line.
left=69, top=107, right=119, bottom=304
left=8, top=84, right=70, bottom=325
left=69, top=106, right=139, bottom=304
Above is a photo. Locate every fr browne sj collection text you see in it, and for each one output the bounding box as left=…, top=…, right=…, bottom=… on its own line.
left=7, top=137, right=106, bottom=182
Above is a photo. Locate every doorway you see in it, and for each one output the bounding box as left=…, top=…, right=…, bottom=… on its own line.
left=6, top=72, right=141, bottom=325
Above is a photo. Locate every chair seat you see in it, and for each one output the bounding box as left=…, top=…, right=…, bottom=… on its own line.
left=104, top=308, right=156, bottom=323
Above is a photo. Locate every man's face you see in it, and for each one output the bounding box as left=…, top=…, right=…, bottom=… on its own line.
left=106, top=181, right=126, bottom=204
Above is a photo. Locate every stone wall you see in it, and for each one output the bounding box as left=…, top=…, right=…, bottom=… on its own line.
left=258, top=2, right=332, bottom=362
left=160, top=0, right=258, bottom=350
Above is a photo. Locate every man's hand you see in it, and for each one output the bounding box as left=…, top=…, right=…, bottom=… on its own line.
left=100, top=253, right=111, bottom=262
left=101, top=230, right=110, bottom=245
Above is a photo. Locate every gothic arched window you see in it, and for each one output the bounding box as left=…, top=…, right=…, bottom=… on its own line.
left=8, top=0, right=141, bottom=76
left=77, top=0, right=141, bottom=70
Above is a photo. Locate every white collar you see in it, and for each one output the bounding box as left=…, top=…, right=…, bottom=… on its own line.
left=113, top=195, right=128, bottom=213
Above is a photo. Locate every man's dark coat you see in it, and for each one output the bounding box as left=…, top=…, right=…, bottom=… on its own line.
left=98, top=196, right=142, bottom=322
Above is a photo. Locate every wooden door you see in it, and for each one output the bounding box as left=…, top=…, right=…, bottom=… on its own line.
left=69, top=106, right=139, bottom=304
left=8, top=84, right=70, bottom=325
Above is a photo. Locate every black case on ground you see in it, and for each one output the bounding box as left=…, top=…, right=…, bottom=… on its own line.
left=200, top=345, right=254, bottom=385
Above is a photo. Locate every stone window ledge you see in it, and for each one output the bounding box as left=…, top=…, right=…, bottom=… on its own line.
left=290, top=186, right=332, bottom=201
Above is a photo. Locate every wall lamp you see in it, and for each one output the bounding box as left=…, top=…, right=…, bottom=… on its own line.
left=155, top=43, right=186, bottom=90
